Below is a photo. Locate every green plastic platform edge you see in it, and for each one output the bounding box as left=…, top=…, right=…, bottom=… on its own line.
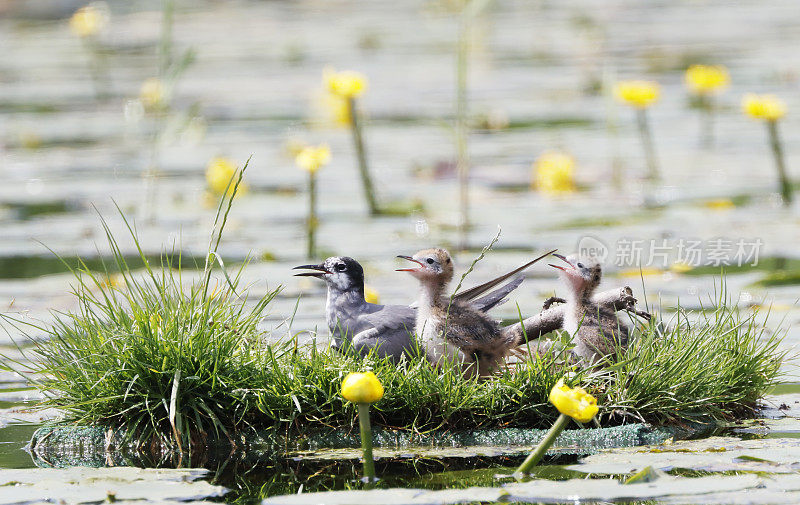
left=29, top=421, right=715, bottom=469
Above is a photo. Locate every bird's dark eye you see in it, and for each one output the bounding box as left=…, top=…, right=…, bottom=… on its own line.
left=577, top=262, right=584, bottom=269
left=426, top=258, right=435, bottom=265
left=335, top=263, right=347, bottom=272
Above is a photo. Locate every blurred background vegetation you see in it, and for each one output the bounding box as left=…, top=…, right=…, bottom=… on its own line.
left=0, top=0, right=798, bottom=355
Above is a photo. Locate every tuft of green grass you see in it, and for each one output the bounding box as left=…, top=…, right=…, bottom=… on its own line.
left=602, top=291, right=788, bottom=425
left=0, top=168, right=789, bottom=450
left=2, top=162, right=268, bottom=451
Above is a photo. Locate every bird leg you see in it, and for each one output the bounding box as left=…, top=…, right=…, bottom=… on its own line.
left=542, top=296, right=566, bottom=310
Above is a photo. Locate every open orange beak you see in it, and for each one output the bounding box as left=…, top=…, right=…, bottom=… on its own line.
left=396, top=255, right=424, bottom=272
left=548, top=253, right=576, bottom=272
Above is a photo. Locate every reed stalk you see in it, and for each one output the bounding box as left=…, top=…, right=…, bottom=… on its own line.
left=767, top=120, right=792, bottom=206
left=455, top=12, right=470, bottom=250
left=348, top=97, right=379, bottom=215
left=636, top=108, right=659, bottom=181
left=307, top=171, right=318, bottom=259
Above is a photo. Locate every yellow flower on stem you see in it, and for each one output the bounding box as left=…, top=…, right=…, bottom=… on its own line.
left=324, top=68, right=368, bottom=99
left=342, top=371, right=383, bottom=483
left=297, top=144, right=330, bottom=258
left=686, top=65, right=729, bottom=147
left=321, top=68, right=380, bottom=215
left=341, top=372, right=384, bottom=404
left=616, top=80, right=660, bottom=179
left=295, top=144, right=331, bottom=173
left=323, top=94, right=353, bottom=127
left=516, top=378, right=599, bottom=476
left=742, top=94, right=786, bottom=122
left=742, top=94, right=792, bottom=205
left=533, top=151, right=576, bottom=194
left=685, top=65, right=730, bottom=95
left=615, top=80, right=660, bottom=109
left=206, top=157, right=247, bottom=197
left=140, top=78, right=165, bottom=109
left=548, top=379, right=599, bottom=423
left=69, top=3, right=107, bottom=38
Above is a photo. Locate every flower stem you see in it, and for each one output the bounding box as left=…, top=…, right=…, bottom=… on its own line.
left=140, top=106, right=165, bottom=224
left=348, top=97, right=379, bottom=216
left=307, top=171, right=317, bottom=259
left=767, top=120, right=792, bottom=207
left=636, top=108, right=659, bottom=181
left=82, top=37, right=111, bottom=101
left=515, top=413, right=570, bottom=476
left=455, top=12, right=470, bottom=251
left=159, top=0, right=175, bottom=77
left=701, top=95, right=714, bottom=149
left=357, top=403, right=376, bottom=482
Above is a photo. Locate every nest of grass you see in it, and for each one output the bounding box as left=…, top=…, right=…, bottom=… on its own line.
left=1, top=166, right=788, bottom=452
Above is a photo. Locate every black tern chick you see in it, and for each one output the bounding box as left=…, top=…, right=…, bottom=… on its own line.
left=398, top=248, right=551, bottom=377
left=549, top=254, right=628, bottom=365
left=294, top=253, right=550, bottom=362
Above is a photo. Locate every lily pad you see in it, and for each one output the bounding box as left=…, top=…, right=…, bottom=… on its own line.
left=0, top=407, right=62, bottom=425
left=0, top=467, right=226, bottom=505
left=261, top=474, right=763, bottom=505
left=731, top=417, right=800, bottom=436
left=759, top=394, right=800, bottom=419
left=660, top=474, right=800, bottom=504
left=568, top=436, right=800, bottom=475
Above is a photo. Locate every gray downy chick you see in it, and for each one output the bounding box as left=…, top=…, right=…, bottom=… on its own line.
left=294, top=255, right=539, bottom=362
left=397, top=248, right=551, bottom=377
left=549, top=253, right=628, bottom=365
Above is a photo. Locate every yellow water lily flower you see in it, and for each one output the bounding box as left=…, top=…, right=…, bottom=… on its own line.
left=685, top=65, right=730, bottom=95
left=548, top=379, right=598, bottom=423
left=341, top=371, right=384, bottom=404
left=324, top=68, right=368, bottom=99
left=295, top=144, right=331, bottom=173
left=615, top=80, right=660, bottom=108
left=285, top=138, right=308, bottom=158
left=533, top=151, right=576, bottom=194
left=69, top=3, right=107, bottom=38
left=669, top=261, right=694, bottom=274
left=742, top=94, right=786, bottom=122
left=618, top=267, right=663, bottom=278
left=206, top=157, right=247, bottom=197
left=364, top=286, right=380, bottom=304
left=139, top=78, right=165, bottom=109
left=326, top=94, right=353, bottom=127
left=703, top=198, right=735, bottom=211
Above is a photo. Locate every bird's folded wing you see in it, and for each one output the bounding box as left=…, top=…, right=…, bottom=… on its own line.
left=452, top=249, right=556, bottom=303
left=470, top=275, right=523, bottom=312
left=358, top=304, right=416, bottom=331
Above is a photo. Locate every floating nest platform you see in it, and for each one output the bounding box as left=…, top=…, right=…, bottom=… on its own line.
left=29, top=421, right=714, bottom=469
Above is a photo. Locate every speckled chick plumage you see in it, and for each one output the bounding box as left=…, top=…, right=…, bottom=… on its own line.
left=400, top=248, right=519, bottom=377
left=553, top=254, right=628, bottom=365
